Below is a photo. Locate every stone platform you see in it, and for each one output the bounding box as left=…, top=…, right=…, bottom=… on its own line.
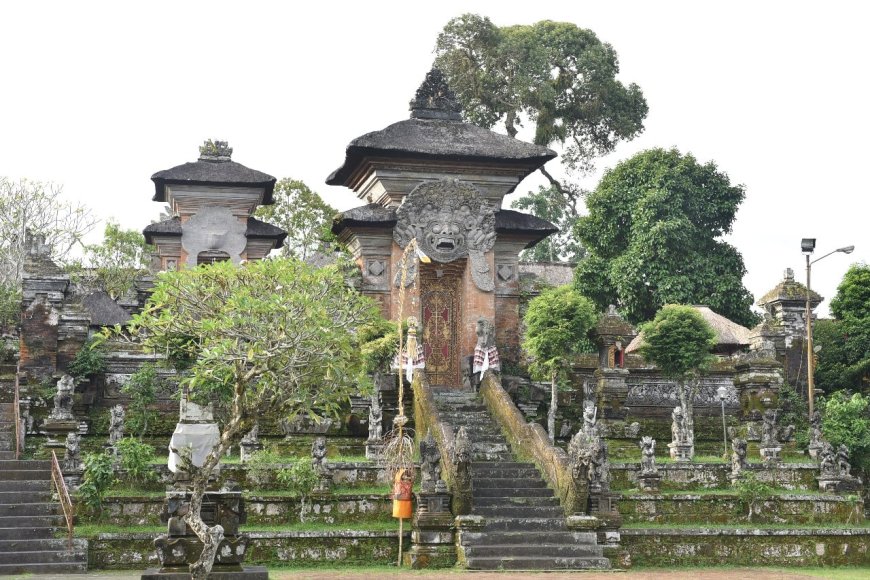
left=141, top=566, right=267, bottom=579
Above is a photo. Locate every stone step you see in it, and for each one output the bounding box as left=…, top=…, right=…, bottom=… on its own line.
left=0, top=481, right=51, bottom=492
left=0, top=561, right=87, bottom=574
left=0, top=460, right=51, bottom=470
left=474, top=496, right=560, bottom=508
left=472, top=452, right=513, bottom=462
left=461, top=530, right=598, bottom=546
left=473, top=462, right=534, bottom=469
left=473, top=478, right=548, bottom=489
left=0, top=538, right=87, bottom=552
left=466, top=556, right=611, bottom=570
left=472, top=467, right=542, bottom=479
left=475, top=505, right=566, bottom=518
left=0, top=452, right=15, bottom=461
left=0, top=527, right=58, bottom=540
left=464, top=543, right=603, bottom=559
left=473, top=487, right=555, bottom=498
left=0, top=547, right=86, bottom=565
left=0, top=503, right=61, bottom=517
left=0, top=515, right=65, bottom=528
left=0, top=491, right=52, bottom=503
left=483, top=517, right=567, bottom=532
left=0, top=470, right=51, bottom=481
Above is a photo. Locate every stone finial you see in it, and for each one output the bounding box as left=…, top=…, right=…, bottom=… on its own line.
left=409, top=68, right=462, bottom=121
left=198, top=139, right=233, bottom=162
left=784, top=268, right=794, bottom=282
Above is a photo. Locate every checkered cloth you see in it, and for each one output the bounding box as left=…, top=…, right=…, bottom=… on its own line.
left=392, top=345, right=426, bottom=381
left=473, top=346, right=501, bottom=375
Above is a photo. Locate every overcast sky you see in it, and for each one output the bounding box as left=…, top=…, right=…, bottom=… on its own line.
left=2, top=1, right=867, bottom=317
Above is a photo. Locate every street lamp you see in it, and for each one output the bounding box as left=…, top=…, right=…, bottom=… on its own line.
left=717, top=385, right=728, bottom=458
left=802, top=239, right=854, bottom=418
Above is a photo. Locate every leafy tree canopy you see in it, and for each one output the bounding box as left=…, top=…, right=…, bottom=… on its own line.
left=821, top=391, right=870, bottom=473
left=523, top=285, right=597, bottom=382
left=574, top=148, right=756, bottom=327
left=638, top=304, right=716, bottom=380
left=70, top=221, right=150, bottom=299
left=435, top=14, right=648, bottom=216
left=511, top=185, right=584, bottom=262
left=815, top=264, right=870, bottom=394
left=254, top=178, right=336, bottom=261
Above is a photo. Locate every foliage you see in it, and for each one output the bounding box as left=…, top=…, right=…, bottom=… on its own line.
left=574, top=148, right=756, bottom=327
left=276, top=459, right=319, bottom=522
left=359, top=317, right=406, bottom=376
left=0, top=282, right=19, bottom=334
left=816, top=265, right=870, bottom=394
left=74, top=221, right=150, bottom=299
left=733, top=472, right=774, bottom=522
left=78, top=451, right=117, bottom=512
left=119, top=257, right=382, bottom=577
left=511, top=185, right=584, bottom=262
left=638, top=305, right=716, bottom=380
left=434, top=14, right=647, bottom=216
left=821, top=391, right=870, bottom=473
left=115, top=437, right=158, bottom=483
left=246, top=449, right=284, bottom=485
left=254, top=178, right=337, bottom=261
left=121, top=363, right=162, bottom=439
left=0, top=177, right=97, bottom=286
left=68, top=337, right=106, bottom=381
left=777, top=382, right=810, bottom=449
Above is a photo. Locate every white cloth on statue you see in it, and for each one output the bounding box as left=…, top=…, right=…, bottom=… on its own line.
left=167, top=422, right=221, bottom=473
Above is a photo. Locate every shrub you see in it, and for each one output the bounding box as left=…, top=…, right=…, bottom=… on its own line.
left=778, top=382, right=810, bottom=449
left=78, top=451, right=117, bottom=513
left=821, top=391, right=870, bottom=474
left=121, top=363, right=161, bottom=438
left=68, top=337, right=106, bottom=381
left=277, top=459, right=319, bottom=523
left=734, top=472, right=774, bottom=522
left=115, top=437, right=157, bottom=483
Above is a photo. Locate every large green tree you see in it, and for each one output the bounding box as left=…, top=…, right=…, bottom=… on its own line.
left=435, top=14, right=648, bottom=217
left=121, top=258, right=381, bottom=578
left=574, top=148, right=756, bottom=327
left=815, top=264, right=870, bottom=394
left=523, top=286, right=598, bottom=441
left=254, top=178, right=336, bottom=261
left=638, top=304, right=717, bottom=458
left=71, top=221, right=150, bottom=300
left=512, top=185, right=584, bottom=262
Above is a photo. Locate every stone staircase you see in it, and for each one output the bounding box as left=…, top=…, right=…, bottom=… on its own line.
left=0, top=366, right=87, bottom=574
left=433, top=388, right=609, bottom=571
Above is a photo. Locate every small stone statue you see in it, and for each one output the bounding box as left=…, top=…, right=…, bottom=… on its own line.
left=582, top=401, right=598, bottom=437
left=108, top=404, right=125, bottom=447
left=836, top=444, right=852, bottom=478
left=559, top=421, right=572, bottom=439
left=367, top=394, right=383, bottom=441
left=670, top=406, right=687, bottom=446
left=639, top=437, right=658, bottom=476
left=590, top=436, right=611, bottom=493
left=731, top=438, right=748, bottom=482
left=63, top=432, right=82, bottom=472
left=568, top=429, right=594, bottom=485
left=239, top=424, right=262, bottom=463
left=419, top=430, right=442, bottom=492
left=819, top=442, right=838, bottom=478
left=49, top=375, right=75, bottom=421
left=452, top=427, right=471, bottom=470
left=809, top=410, right=823, bottom=448
left=241, top=424, right=259, bottom=446
left=311, top=436, right=328, bottom=477
left=472, top=318, right=500, bottom=377
left=760, top=409, right=779, bottom=447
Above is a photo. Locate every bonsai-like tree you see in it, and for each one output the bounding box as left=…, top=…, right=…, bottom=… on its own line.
left=122, top=258, right=381, bottom=579
left=523, top=286, right=597, bottom=442
left=638, top=305, right=716, bottom=457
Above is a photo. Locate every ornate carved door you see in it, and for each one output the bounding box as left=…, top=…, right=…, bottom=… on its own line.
left=420, top=262, right=464, bottom=387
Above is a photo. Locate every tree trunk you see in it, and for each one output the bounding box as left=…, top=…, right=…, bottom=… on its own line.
left=505, top=111, right=518, bottom=138
left=548, top=372, right=557, bottom=444
left=184, top=465, right=225, bottom=580
left=677, top=379, right=695, bottom=459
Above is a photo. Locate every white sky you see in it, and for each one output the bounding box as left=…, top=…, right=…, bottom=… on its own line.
left=2, top=1, right=867, bottom=317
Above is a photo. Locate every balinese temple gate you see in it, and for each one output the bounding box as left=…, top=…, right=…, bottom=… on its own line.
left=330, top=69, right=557, bottom=387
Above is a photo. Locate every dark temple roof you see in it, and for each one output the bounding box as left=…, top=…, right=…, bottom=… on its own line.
left=326, top=68, right=556, bottom=187
left=332, top=205, right=556, bottom=248
left=81, top=291, right=131, bottom=327
left=143, top=217, right=287, bottom=248
left=151, top=144, right=276, bottom=203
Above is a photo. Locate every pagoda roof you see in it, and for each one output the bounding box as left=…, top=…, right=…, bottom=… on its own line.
left=81, top=291, right=131, bottom=327
left=626, top=305, right=752, bottom=353
left=143, top=216, right=286, bottom=248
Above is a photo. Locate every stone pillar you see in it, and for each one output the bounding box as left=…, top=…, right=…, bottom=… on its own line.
left=404, top=491, right=456, bottom=569
left=733, top=359, right=783, bottom=422
left=594, top=367, right=630, bottom=420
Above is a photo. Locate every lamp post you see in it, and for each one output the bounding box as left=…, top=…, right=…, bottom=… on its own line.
left=802, top=239, right=854, bottom=419
left=717, top=385, right=728, bottom=458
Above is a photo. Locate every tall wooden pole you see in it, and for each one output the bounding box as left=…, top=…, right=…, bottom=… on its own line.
left=806, top=253, right=814, bottom=418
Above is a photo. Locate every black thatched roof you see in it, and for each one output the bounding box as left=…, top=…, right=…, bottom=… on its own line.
left=143, top=217, right=286, bottom=248
left=332, top=205, right=556, bottom=248
left=151, top=161, right=276, bottom=203
left=326, top=119, right=556, bottom=187
left=81, top=291, right=131, bottom=327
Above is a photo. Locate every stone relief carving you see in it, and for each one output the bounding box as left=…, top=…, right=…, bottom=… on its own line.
left=731, top=438, right=748, bottom=481
left=626, top=382, right=739, bottom=407
left=181, top=206, right=247, bottom=267
left=108, top=404, right=125, bottom=447
left=367, top=394, right=383, bottom=442
left=393, top=178, right=496, bottom=291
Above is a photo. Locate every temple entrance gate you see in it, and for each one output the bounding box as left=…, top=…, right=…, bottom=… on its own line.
left=420, top=261, right=464, bottom=387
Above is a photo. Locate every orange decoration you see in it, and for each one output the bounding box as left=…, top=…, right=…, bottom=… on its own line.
left=392, top=468, right=413, bottom=519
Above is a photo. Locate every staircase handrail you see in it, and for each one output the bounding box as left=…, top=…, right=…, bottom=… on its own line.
left=479, top=372, right=585, bottom=516
left=411, top=372, right=472, bottom=514
left=13, top=361, right=21, bottom=460
left=50, top=450, right=74, bottom=549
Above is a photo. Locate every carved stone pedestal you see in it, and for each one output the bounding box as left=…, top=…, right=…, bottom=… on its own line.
left=43, top=419, right=78, bottom=451
left=142, top=487, right=265, bottom=580
left=638, top=473, right=662, bottom=493
left=808, top=443, right=823, bottom=461
left=239, top=441, right=262, bottom=463
left=760, top=446, right=781, bottom=466
left=817, top=475, right=862, bottom=493
left=589, top=491, right=622, bottom=546
left=594, top=368, right=629, bottom=420
left=404, top=491, right=455, bottom=569
left=365, top=441, right=384, bottom=461
left=669, top=443, right=693, bottom=463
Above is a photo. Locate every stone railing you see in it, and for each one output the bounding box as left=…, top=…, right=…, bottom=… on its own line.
left=411, top=372, right=471, bottom=515
left=479, top=372, right=585, bottom=515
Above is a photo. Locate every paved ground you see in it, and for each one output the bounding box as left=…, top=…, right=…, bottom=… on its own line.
left=7, top=569, right=865, bottom=580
